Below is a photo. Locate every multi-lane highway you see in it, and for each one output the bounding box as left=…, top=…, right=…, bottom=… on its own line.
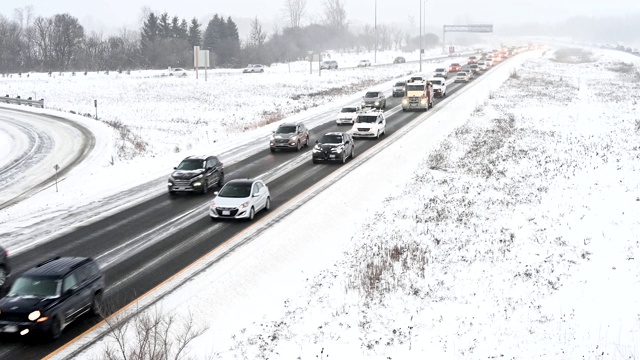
left=0, top=62, right=489, bottom=358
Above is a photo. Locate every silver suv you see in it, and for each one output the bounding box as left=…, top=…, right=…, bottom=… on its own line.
left=270, top=122, right=310, bottom=152
left=361, top=91, right=386, bottom=109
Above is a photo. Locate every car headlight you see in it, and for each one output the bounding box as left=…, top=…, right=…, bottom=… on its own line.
left=374, top=101, right=379, bottom=105
left=28, top=310, right=41, bottom=321
left=361, top=102, right=366, bottom=106
left=402, top=99, right=409, bottom=104
left=290, top=136, right=298, bottom=142
left=238, top=200, right=250, bottom=210
left=332, top=146, right=343, bottom=153
left=420, top=99, right=427, bottom=104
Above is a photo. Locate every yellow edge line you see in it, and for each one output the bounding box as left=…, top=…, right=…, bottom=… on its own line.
left=43, top=165, right=339, bottom=359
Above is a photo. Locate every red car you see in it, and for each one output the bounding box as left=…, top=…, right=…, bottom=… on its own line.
left=448, top=63, right=461, bottom=72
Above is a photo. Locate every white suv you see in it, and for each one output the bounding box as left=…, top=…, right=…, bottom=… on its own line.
left=428, top=78, right=447, bottom=98
left=433, top=68, right=448, bottom=79
left=351, top=110, right=386, bottom=139
left=336, top=105, right=362, bottom=125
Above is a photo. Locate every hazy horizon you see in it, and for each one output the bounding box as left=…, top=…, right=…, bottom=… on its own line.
left=1, top=0, right=638, bottom=38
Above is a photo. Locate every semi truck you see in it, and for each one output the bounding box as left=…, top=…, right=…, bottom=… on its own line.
left=401, top=79, right=434, bottom=111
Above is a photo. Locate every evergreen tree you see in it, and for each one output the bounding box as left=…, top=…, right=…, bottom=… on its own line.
left=170, top=16, right=180, bottom=38
left=158, top=12, right=171, bottom=39
left=179, top=19, right=188, bottom=40
left=203, top=14, right=223, bottom=62
left=188, top=17, right=202, bottom=47
left=141, top=12, right=159, bottom=49
left=222, top=16, right=240, bottom=66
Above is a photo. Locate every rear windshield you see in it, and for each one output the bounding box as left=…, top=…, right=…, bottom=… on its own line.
left=394, top=82, right=405, bottom=86
left=451, top=63, right=460, bottom=66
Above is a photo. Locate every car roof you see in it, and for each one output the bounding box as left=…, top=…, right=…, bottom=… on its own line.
left=23, top=257, right=93, bottom=278
left=278, top=122, right=298, bottom=127
left=183, top=155, right=211, bottom=160
left=323, top=132, right=346, bottom=136
left=225, top=179, right=258, bottom=186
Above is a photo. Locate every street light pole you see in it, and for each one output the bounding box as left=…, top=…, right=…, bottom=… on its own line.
left=419, top=0, right=422, bottom=72
left=374, top=0, right=377, bottom=63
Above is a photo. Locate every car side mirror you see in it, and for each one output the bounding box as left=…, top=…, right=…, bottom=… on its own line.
left=213, top=191, right=219, bottom=196
left=253, top=192, right=259, bottom=197
left=65, top=287, right=76, bottom=296
left=173, top=167, right=177, bottom=170
left=315, top=140, right=319, bottom=144
left=272, top=130, right=275, bottom=134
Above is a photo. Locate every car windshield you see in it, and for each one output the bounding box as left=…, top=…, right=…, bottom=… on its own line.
left=8, top=276, right=61, bottom=298
left=276, top=125, right=296, bottom=134
left=406, top=84, right=424, bottom=91
left=319, top=134, right=342, bottom=144
left=360, top=60, right=368, bottom=63
left=457, top=72, right=467, bottom=76
left=322, top=61, right=330, bottom=65
left=177, top=159, right=205, bottom=170
left=394, top=82, right=405, bottom=87
left=356, top=115, right=377, bottom=123
left=430, top=80, right=442, bottom=85
left=364, top=92, right=379, bottom=98
left=435, top=68, right=445, bottom=72
left=451, top=63, right=460, bottom=66
left=341, top=107, right=357, bottom=113
left=218, top=182, right=252, bottom=198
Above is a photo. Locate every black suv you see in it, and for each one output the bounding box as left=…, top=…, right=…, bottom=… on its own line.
left=270, top=122, right=310, bottom=152
left=312, top=132, right=355, bottom=164
left=0, top=245, right=10, bottom=288
left=0, top=256, right=105, bottom=339
left=168, top=155, right=224, bottom=195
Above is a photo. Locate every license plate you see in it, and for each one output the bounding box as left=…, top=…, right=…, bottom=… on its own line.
left=329, top=155, right=335, bottom=158
left=2, top=325, right=18, bottom=333
left=222, top=210, right=230, bottom=215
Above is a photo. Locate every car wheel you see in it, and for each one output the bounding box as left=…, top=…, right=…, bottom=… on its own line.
left=296, top=141, right=301, bottom=152
left=217, top=172, right=224, bottom=187
left=312, top=159, right=319, bottom=164
left=351, top=147, right=355, bottom=159
left=202, top=180, right=208, bottom=194
left=342, top=152, right=346, bottom=164
left=376, top=130, right=380, bottom=139
left=304, top=137, right=309, bottom=147
left=210, top=216, right=216, bottom=222
left=0, top=266, right=7, bottom=288
left=248, top=207, right=255, bottom=220
left=49, top=315, right=62, bottom=340
left=265, top=197, right=271, bottom=211
left=270, top=147, right=275, bottom=153
left=90, top=292, right=104, bottom=317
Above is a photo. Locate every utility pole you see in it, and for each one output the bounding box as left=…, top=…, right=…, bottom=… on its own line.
left=419, top=0, right=422, bottom=72
left=374, top=0, right=377, bottom=63
left=422, top=0, right=427, bottom=71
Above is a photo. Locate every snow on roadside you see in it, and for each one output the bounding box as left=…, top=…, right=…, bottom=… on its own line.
left=110, top=48, right=640, bottom=359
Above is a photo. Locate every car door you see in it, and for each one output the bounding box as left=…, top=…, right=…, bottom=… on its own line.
left=299, top=124, right=308, bottom=144
left=60, top=271, right=89, bottom=322
left=252, top=182, right=265, bottom=210
left=378, top=114, right=385, bottom=133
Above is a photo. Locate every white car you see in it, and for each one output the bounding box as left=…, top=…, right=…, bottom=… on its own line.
left=336, top=106, right=361, bottom=125
left=428, top=78, right=447, bottom=98
left=484, top=59, right=493, bottom=67
left=209, top=179, right=270, bottom=220
left=243, top=64, right=265, bottom=73
left=166, top=67, right=187, bottom=76
left=477, top=61, right=487, bottom=71
left=357, top=60, right=371, bottom=67
left=351, top=110, right=386, bottom=139
left=455, top=71, right=471, bottom=83
left=433, top=68, right=448, bottom=79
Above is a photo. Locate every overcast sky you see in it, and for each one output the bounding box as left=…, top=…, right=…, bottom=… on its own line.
left=0, top=0, right=637, bottom=36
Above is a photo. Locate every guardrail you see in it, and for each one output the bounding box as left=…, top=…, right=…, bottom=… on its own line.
left=1, top=95, right=44, bottom=108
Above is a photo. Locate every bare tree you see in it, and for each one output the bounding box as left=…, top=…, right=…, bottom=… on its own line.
left=282, top=0, right=306, bottom=28
left=50, top=13, right=84, bottom=70
left=31, top=16, right=53, bottom=70
left=100, top=305, right=209, bottom=360
left=378, top=24, right=392, bottom=50
left=391, top=26, right=404, bottom=50
left=323, top=0, right=348, bottom=30
left=0, top=15, right=23, bottom=72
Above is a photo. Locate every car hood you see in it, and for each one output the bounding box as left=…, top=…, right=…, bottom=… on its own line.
left=273, top=133, right=296, bottom=140
left=337, top=112, right=357, bottom=119
left=212, top=195, right=250, bottom=208
left=353, top=123, right=375, bottom=130
left=363, top=97, right=380, bottom=102
left=316, top=143, right=340, bottom=151
left=0, top=295, right=58, bottom=313
left=170, top=169, right=204, bottom=180
left=432, top=83, right=445, bottom=89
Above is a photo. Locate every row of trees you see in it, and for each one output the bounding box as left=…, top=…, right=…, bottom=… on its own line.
left=0, top=0, right=441, bottom=73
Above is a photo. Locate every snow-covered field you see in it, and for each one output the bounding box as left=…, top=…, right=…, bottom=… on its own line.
left=47, top=47, right=640, bottom=359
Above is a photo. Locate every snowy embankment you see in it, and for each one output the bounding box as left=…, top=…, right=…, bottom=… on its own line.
left=65, top=48, right=640, bottom=359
